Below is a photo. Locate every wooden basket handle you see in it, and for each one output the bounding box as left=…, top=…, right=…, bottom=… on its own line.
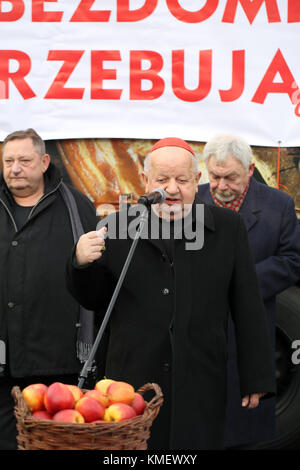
left=137, top=382, right=163, bottom=411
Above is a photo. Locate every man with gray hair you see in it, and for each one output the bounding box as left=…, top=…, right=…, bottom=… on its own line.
left=67, top=137, right=276, bottom=450
left=198, top=134, right=300, bottom=448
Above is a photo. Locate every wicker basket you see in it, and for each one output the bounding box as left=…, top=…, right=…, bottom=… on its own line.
left=12, top=383, right=163, bottom=450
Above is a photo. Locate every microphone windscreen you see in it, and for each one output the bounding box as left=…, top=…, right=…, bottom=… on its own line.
left=154, top=188, right=166, bottom=203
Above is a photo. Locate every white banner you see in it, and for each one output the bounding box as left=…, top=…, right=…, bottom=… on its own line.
left=0, top=0, right=300, bottom=146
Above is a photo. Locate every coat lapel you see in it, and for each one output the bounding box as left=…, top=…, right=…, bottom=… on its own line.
left=198, top=179, right=262, bottom=232
left=118, top=206, right=166, bottom=256
left=239, top=178, right=261, bottom=232
left=121, top=196, right=216, bottom=256
left=145, top=208, right=167, bottom=256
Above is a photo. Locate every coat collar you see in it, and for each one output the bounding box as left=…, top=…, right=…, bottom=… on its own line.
left=117, top=194, right=215, bottom=256
left=198, top=178, right=262, bottom=232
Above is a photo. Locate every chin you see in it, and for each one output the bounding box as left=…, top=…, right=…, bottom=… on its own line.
left=11, top=186, right=29, bottom=193
left=215, top=193, right=235, bottom=203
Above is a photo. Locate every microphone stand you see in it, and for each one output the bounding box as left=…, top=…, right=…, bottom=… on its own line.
left=78, top=204, right=149, bottom=388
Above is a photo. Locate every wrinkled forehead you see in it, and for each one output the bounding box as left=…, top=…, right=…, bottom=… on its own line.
left=207, top=155, right=247, bottom=175
left=149, top=146, right=195, bottom=173
left=3, top=137, right=38, bottom=157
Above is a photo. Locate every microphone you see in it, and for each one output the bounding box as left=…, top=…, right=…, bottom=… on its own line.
left=138, top=188, right=166, bottom=207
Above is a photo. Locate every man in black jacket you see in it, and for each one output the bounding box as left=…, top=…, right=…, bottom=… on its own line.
left=67, top=137, right=276, bottom=450
left=0, top=128, right=98, bottom=449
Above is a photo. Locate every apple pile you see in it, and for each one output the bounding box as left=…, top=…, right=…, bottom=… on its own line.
left=21, top=378, right=146, bottom=424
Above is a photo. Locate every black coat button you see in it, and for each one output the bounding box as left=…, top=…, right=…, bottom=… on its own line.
left=8, top=302, right=15, bottom=309
left=163, top=363, right=171, bottom=372
left=162, top=288, right=170, bottom=295
left=11, top=241, right=18, bottom=247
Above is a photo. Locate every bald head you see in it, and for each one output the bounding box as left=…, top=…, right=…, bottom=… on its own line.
left=144, top=145, right=199, bottom=176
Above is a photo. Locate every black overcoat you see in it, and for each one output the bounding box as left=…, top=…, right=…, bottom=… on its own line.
left=66, top=196, right=276, bottom=450
left=0, top=164, right=98, bottom=377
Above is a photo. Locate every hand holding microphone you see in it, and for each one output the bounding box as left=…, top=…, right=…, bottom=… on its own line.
left=75, top=226, right=107, bottom=265
left=75, top=189, right=165, bottom=265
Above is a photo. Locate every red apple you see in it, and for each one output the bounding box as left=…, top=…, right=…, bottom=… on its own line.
left=22, top=383, right=48, bottom=412
left=66, top=384, right=84, bottom=403
left=94, top=378, right=115, bottom=395
left=32, top=410, right=52, bottom=420
left=132, top=392, right=146, bottom=415
left=104, top=403, right=136, bottom=422
left=107, top=381, right=135, bottom=406
left=75, top=396, right=105, bottom=423
left=52, top=409, right=85, bottom=423
left=44, top=382, right=75, bottom=414
left=85, top=389, right=109, bottom=408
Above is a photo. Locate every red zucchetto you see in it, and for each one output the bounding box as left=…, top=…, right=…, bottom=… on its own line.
left=150, top=137, right=195, bottom=155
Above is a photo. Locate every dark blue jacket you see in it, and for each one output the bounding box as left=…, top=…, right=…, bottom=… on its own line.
left=198, top=177, right=300, bottom=447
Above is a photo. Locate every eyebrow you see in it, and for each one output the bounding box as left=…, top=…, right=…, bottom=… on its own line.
left=155, top=174, right=192, bottom=180
left=3, top=154, right=33, bottom=159
left=210, top=170, right=239, bottom=178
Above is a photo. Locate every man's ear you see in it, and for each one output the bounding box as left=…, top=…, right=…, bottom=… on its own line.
left=42, top=154, right=51, bottom=173
left=249, top=162, right=255, bottom=177
left=195, top=171, right=202, bottom=185
left=141, top=172, right=149, bottom=192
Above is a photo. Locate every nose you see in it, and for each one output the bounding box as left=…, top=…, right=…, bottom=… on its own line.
left=11, top=161, right=21, bottom=173
left=165, top=178, right=179, bottom=195
left=217, top=178, right=228, bottom=191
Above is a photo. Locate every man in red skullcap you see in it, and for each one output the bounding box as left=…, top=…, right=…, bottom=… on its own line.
left=66, top=137, right=275, bottom=450
left=142, top=137, right=200, bottom=222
